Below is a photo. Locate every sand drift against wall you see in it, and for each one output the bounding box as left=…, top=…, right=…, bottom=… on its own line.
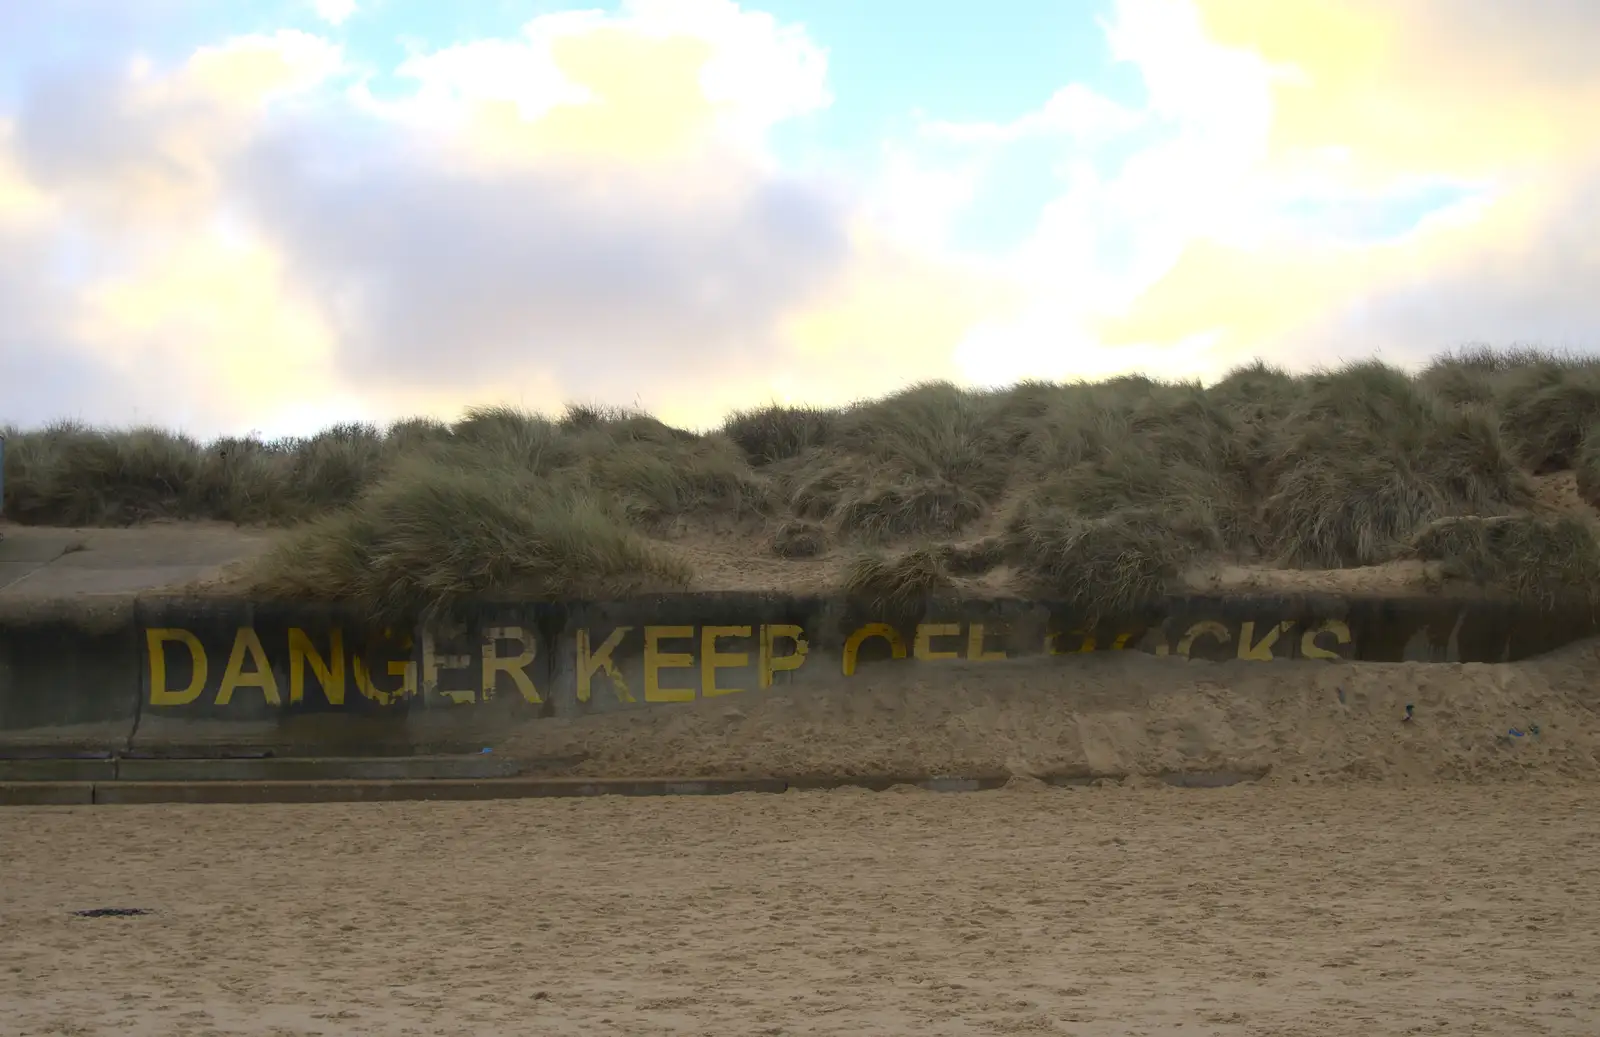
left=499, top=644, right=1600, bottom=784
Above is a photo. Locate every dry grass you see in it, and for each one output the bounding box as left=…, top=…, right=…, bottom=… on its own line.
left=6, top=347, right=1600, bottom=618
left=770, top=519, right=827, bottom=559
left=1410, top=514, right=1600, bottom=608
left=251, top=459, right=693, bottom=623
left=937, top=537, right=1008, bottom=576
left=1005, top=505, right=1202, bottom=622
left=1575, top=424, right=1600, bottom=509
left=842, top=547, right=955, bottom=610
left=1257, top=363, right=1530, bottom=567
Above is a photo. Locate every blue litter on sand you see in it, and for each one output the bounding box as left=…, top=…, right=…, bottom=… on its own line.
left=1509, top=728, right=1525, bottom=738
left=480, top=747, right=493, bottom=754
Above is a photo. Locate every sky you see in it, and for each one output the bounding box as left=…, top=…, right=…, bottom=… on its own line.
left=1, top=0, right=1599, bottom=438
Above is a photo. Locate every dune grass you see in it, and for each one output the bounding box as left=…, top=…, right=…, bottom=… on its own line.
left=842, top=547, right=955, bottom=610
left=1411, top=514, right=1600, bottom=608
left=6, top=347, right=1600, bottom=617
left=770, top=519, right=827, bottom=559
left=250, top=459, right=694, bottom=624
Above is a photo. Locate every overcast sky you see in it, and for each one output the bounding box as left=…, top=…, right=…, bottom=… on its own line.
left=2, top=0, right=1598, bottom=438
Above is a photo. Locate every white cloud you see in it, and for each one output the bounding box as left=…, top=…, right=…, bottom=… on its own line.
left=858, top=142, right=984, bottom=253
left=932, top=0, right=1600, bottom=387
left=920, top=84, right=1143, bottom=145
left=188, top=30, right=344, bottom=103
left=311, top=0, right=358, bottom=28
left=916, top=0, right=1291, bottom=384
left=388, top=0, right=830, bottom=165
left=392, top=16, right=599, bottom=126
left=0, top=2, right=882, bottom=437
left=641, top=0, right=832, bottom=139
left=9, top=29, right=342, bottom=232
left=1064, top=0, right=1600, bottom=374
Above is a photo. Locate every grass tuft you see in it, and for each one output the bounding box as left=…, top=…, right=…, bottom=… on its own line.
left=771, top=519, right=827, bottom=558
left=723, top=404, right=836, bottom=464
left=249, top=460, right=692, bottom=623
left=1411, top=514, right=1600, bottom=608
left=938, top=536, right=1009, bottom=576
left=842, top=547, right=955, bottom=610
left=1006, top=503, right=1196, bottom=621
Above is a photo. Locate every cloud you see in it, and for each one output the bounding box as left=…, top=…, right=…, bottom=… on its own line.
left=8, top=0, right=1597, bottom=443
left=0, top=28, right=357, bottom=436
left=234, top=113, right=852, bottom=402
left=909, top=0, right=1294, bottom=383
left=1287, top=164, right=1600, bottom=365
left=220, top=0, right=863, bottom=427
left=1074, top=0, right=1600, bottom=370
left=311, top=0, right=359, bottom=27
left=920, top=84, right=1143, bottom=146
left=1195, top=0, right=1600, bottom=184
left=0, top=121, right=51, bottom=226
left=11, top=30, right=341, bottom=226
left=778, top=227, right=1021, bottom=406
left=187, top=29, right=343, bottom=103
left=0, top=179, right=208, bottom=432
left=386, top=0, right=830, bottom=166
left=0, top=1, right=979, bottom=436
left=899, top=0, right=1600, bottom=386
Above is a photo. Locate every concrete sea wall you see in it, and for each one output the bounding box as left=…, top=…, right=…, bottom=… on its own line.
left=2, top=592, right=1595, bottom=756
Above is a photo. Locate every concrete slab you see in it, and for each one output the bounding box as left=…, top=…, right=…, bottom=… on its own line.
left=114, top=755, right=524, bottom=782
left=5, top=566, right=217, bottom=596
left=0, top=524, right=271, bottom=600
left=0, top=772, right=1279, bottom=807
left=91, top=777, right=790, bottom=805
left=0, top=533, right=73, bottom=564
left=0, top=747, right=114, bottom=760
left=0, top=562, right=48, bottom=593
left=0, top=533, right=69, bottom=592
left=126, top=713, right=527, bottom=759
left=0, top=759, right=117, bottom=781
left=0, top=782, right=95, bottom=806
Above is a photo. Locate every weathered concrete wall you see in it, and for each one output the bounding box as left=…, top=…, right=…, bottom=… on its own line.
left=2, top=592, right=1595, bottom=755
left=0, top=600, right=140, bottom=752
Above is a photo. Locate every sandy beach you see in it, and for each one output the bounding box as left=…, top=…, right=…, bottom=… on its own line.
left=3, top=782, right=1598, bottom=1036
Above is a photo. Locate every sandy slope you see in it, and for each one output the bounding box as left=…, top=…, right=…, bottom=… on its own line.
left=4, top=784, right=1598, bottom=1036
left=0, top=517, right=1472, bottom=601
left=503, top=640, right=1600, bottom=783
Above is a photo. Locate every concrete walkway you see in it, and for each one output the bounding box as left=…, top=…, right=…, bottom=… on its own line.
left=0, top=523, right=270, bottom=600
